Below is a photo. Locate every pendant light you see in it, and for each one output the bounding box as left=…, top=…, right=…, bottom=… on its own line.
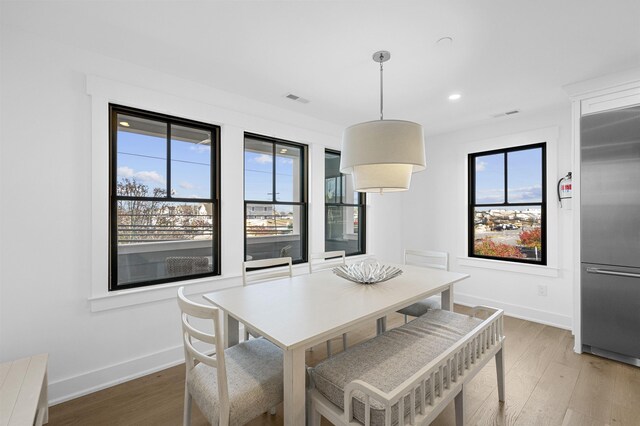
left=340, top=51, right=426, bottom=193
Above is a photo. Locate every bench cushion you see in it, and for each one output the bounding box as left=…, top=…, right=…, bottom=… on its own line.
left=188, top=337, right=283, bottom=426
left=310, top=310, right=482, bottom=426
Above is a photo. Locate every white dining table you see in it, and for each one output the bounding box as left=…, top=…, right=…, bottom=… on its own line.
left=203, top=263, right=469, bottom=426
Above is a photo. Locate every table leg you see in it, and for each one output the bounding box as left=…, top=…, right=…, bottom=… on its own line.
left=283, top=347, right=307, bottom=426
left=442, top=285, right=454, bottom=311
left=376, top=316, right=387, bottom=335
left=224, top=312, right=239, bottom=348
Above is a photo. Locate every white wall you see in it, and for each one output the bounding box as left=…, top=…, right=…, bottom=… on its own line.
left=402, top=106, right=575, bottom=329
left=0, top=27, right=401, bottom=403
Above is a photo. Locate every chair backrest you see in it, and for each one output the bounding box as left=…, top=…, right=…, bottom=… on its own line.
left=403, top=249, right=449, bottom=271
left=242, top=256, right=293, bottom=286
left=166, top=256, right=210, bottom=276
left=308, top=250, right=346, bottom=273
left=177, top=287, right=230, bottom=424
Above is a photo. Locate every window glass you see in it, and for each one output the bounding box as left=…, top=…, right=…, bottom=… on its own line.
left=244, top=135, right=307, bottom=263
left=116, top=114, right=167, bottom=197
left=275, top=144, right=301, bottom=202
left=474, top=153, right=504, bottom=204
left=469, top=144, right=545, bottom=264
left=245, top=203, right=305, bottom=261
left=116, top=201, right=214, bottom=285
left=324, top=150, right=366, bottom=256
left=170, top=125, right=212, bottom=199
left=110, top=105, right=220, bottom=290
left=507, top=148, right=542, bottom=203
left=471, top=206, right=543, bottom=261
left=244, top=138, right=273, bottom=201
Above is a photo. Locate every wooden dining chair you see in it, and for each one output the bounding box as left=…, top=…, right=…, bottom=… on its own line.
left=242, top=257, right=293, bottom=341
left=397, top=249, right=449, bottom=322
left=177, top=287, right=283, bottom=426
left=309, top=251, right=348, bottom=357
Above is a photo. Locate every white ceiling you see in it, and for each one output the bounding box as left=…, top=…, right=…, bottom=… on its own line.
left=3, top=1, right=640, bottom=135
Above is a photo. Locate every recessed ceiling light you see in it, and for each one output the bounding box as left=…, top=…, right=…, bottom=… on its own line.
left=280, top=149, right=288, bottom=154
left=119, top=121, right=130, bottom=127
left=448, top=93, right=462, bottom=101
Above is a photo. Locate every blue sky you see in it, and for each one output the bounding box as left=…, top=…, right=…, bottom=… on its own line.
left=475, top=147, right=542, bottom=204
left=244, top=150, right=295, bottom=202
left=116, top=131, right=211, bottom=199
left=117, top=129, right=298, bottom=207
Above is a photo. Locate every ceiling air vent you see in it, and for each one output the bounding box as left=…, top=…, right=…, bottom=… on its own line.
left=491, top=110, right=520, bottom=118
left=285, top=93, right=310, bottom=104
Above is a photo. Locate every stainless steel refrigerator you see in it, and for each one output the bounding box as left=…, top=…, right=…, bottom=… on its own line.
left=581, top=104, right=640, bottom=366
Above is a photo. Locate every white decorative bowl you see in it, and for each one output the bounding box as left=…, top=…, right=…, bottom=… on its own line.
left=332, top=260, right=403, bottom=285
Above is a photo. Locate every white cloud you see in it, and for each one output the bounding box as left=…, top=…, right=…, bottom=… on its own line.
left=180, top=181, right=194, bottom=190
left=476, top=161, right=487, bottom=172
left=134, top=170, right=166, bottom=185
left=117, top=166, right=134, bottom=178
left=118, top=166, right=165, bottom=184
left=253, top=154, right=273, bottom=164
left=278, top=157, right=293, bottom=165
left=189, top=144, right=211, bottom=154
left=508, top=185, right=542, bottom=202
left=476, top=188, right=504, bottom=203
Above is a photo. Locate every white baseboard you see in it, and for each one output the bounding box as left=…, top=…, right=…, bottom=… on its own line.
left=49, top=327, right=244, bottom=405
left=454, top=292, right=572, bottom=330
left=48, top=344, right=187, bottom=405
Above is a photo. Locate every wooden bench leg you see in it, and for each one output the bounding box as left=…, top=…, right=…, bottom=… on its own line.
left=454, top=390, right=464, bottom=426
left=310, top=397, right=321, bottom=426
left=495, top=346, right=505, bottom=402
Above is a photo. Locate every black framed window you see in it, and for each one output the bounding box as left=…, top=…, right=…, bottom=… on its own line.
left=110, top=104, right=220, bottom=290
left=468, top=143, right=546, bottom=264
left=325, top=150, right=366, bottom=255
left=244, top=134, right=308, bottom=262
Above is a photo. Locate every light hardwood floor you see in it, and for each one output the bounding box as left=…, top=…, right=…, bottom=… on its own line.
left=48, top=307, right=640, bottom=425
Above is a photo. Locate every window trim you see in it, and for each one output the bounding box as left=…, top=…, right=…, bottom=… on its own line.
left=243, top=133, right=309, bottom=264
left=324, top=149, right=367, bottom=256
left=467, top=142, right=547, bottom=265
left=109, top=104, right=221, bottom=290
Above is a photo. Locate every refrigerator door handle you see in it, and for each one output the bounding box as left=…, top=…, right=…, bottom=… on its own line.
left=586, top=267, right=640, bottom=279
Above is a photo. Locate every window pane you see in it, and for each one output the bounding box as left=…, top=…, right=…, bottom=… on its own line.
left=507, top=148, right=542, bottom=203
left=472, top=206, right=543, bottom=262
left=325, top=206, right=363, bottom=255
left=244, top=138, right=273, bottom=201
left=474, top=153, right=504, bottom=204
left=246, top=203, right=305, bottom=261
left=116, top=201, right=215, bottom=285
left=276, top=144, right=301, bottom=202
left=171, top=125, right=212, bottom=199
left=116, top=114, right=167, bottom=197
left=325, top=151, right=341, bottom=203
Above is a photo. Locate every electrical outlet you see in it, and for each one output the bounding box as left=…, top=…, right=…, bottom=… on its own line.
left=537, top=284, right=548, bottom=297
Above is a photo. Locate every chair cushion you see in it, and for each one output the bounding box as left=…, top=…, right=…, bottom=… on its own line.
left=396, top=295, right=441, bottom=317
left=188, top=337, right=283, bottom=426
left=310, top=310, right=482, bottom=426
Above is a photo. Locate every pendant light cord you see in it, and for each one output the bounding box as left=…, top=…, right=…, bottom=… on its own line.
left=379, top=55, right=384, bottom=120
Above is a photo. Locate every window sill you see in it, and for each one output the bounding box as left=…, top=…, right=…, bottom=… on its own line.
left=88, top=274, right=240, bottom=312
left=457, top=257, right=559, bottom=277
left=89, top=255, right=371, bottom=312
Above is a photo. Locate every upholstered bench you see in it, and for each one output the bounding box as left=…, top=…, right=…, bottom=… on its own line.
left=308, top=308, right=505, bottom=426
